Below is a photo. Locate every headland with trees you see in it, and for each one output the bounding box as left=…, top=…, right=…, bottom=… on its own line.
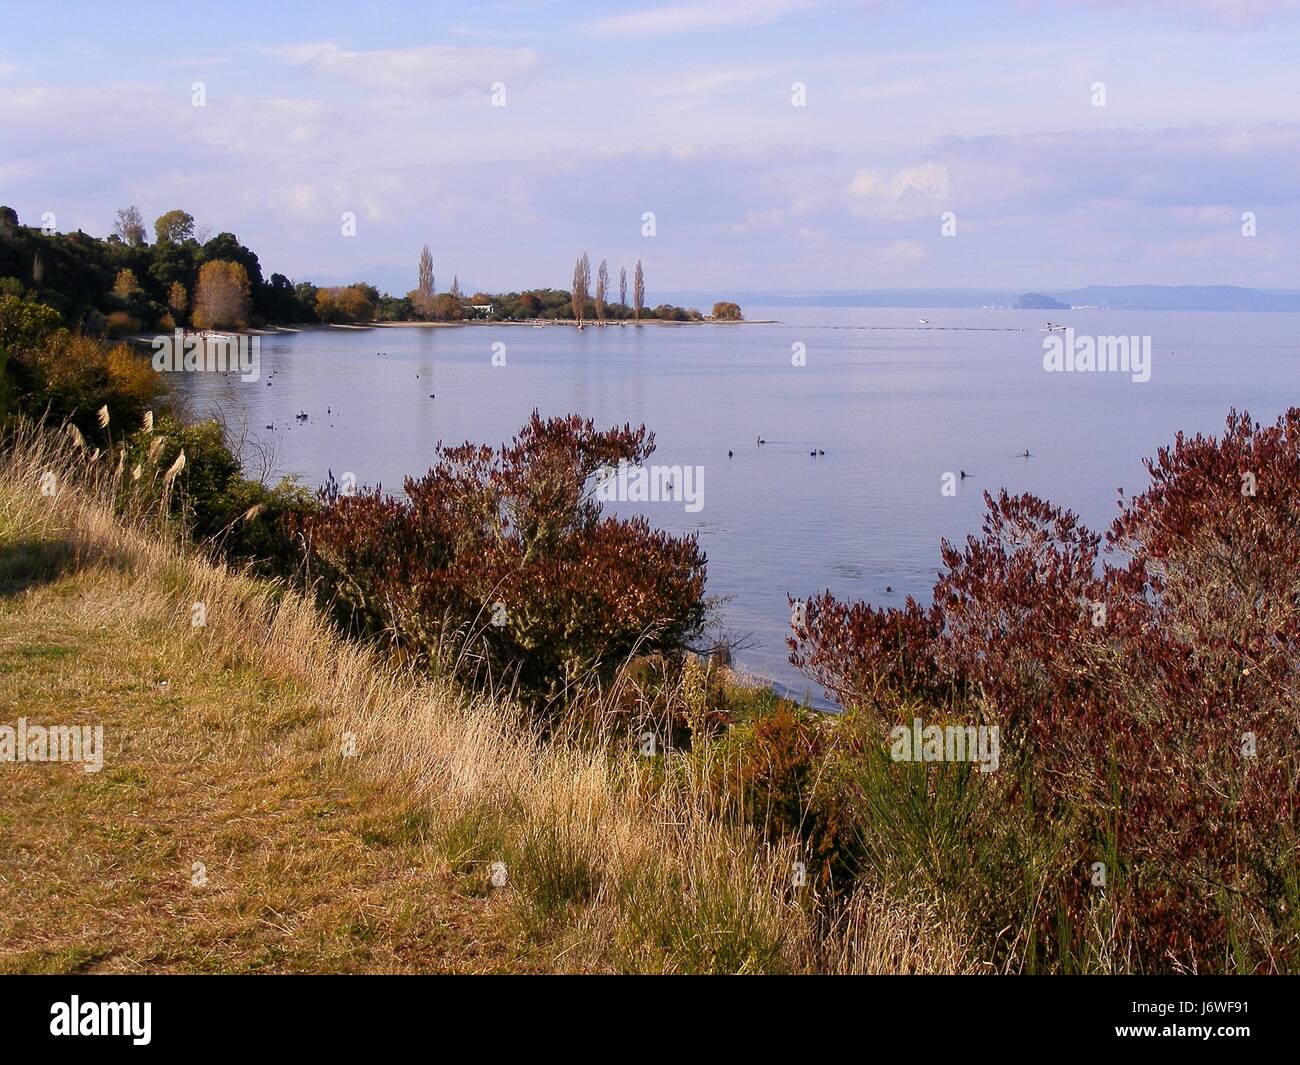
left=0, top=205, right=743, bottom=336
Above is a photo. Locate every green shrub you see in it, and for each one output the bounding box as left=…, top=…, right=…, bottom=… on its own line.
left=719, top=704, right=858, bottom=894
left=120, top=414, right=312, bottom=570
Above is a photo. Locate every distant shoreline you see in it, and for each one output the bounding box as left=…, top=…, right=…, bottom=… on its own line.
left=366, top=318, right=775, bottom=328
left=130, top=319, right=774, bottom=341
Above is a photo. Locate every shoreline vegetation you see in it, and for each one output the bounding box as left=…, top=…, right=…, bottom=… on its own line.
left=0, top=206, right=746, bottom=339
left=2, top=204, right=1297, bottom=975
left=0, top=420, right=964, bottom=974
left=4, top=394, right=1296, bottom=973
left=133, top=316, right=773, bottom=340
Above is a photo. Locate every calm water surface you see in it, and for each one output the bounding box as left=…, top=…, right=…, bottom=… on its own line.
left=175, top=307, right=1300, bottom=698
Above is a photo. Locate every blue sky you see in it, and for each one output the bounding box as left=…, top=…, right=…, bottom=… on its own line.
left=2, top=0, right=1298, bottom=296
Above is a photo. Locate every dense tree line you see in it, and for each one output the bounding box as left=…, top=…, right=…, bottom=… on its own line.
left=0, top=205, right=325, bottom=334
left=0, top=208, right=739, bottom=333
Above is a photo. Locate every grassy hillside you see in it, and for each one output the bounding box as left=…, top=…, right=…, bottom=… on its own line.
left=0, top=423, right=966, bottom=974
left=0, top=440, right=525, bottom=972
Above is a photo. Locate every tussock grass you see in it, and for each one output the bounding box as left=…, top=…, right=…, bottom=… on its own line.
left=0, top=419, right=973, bottom=973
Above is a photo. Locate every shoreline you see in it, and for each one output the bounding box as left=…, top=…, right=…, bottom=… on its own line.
left=127, top=319, right=775, bottom=343
left=366, top=317, right=774, bottom=328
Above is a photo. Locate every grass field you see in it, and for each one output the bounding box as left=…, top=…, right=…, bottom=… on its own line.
left=0, top=488, right=529, bottom=973
left=0, top=424, right=967, bottom=974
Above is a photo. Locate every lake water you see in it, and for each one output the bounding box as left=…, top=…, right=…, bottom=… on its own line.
left=174, top=307, right=1300, bottom=700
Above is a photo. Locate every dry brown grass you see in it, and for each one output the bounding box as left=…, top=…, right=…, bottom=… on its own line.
left=0, top=421, right=975, bottom=973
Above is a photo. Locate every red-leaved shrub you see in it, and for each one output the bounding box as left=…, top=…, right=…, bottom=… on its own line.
left=291, top=412, right=708, bottom=717
left=790, top=408, right=1300, bottom=972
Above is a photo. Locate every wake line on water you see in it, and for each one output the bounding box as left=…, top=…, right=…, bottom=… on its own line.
left=778, top=324, right=1030, bottom=332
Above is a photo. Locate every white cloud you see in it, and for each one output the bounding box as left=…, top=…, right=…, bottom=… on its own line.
left=589, top=0, right=820, bottom=36
left=923, top=124, right=1300, bottom=210
left=642, top=64, right=782, bottom=98
left=875, top=239, right=926, bottom=263
left=1051, top=0, right=1300, bottom=23
left=847, top=162, right=952, bottom=220
left=264, top=42, right=538, bottom=95
left=847, top=77, right=928, bottom=102
left=159, top=56, right=231, bottom=69
left=1173, top=204, right=1240, bottom=224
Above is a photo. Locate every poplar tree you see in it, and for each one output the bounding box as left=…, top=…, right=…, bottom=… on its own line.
left=572, top=253, right=591, bottom=322
left=595, top=259, right=609, bottom=320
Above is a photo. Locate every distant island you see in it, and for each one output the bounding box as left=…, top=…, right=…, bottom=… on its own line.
left=1013, top=292, right=1070, bottom=310
left=690, top=285, right=1300, bottom=312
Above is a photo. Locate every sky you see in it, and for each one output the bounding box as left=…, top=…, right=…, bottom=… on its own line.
left=2, top=0, right=1299, bottom=297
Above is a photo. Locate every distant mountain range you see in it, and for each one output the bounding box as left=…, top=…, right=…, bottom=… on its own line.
left=659, top=285, right=1300, bottom=312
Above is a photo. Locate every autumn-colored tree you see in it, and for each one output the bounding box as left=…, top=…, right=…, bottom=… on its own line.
left=431, top=293, right=465, bottom=320
left=711, top=301, right=743, bottom=321
left=167, top=281, right=188, bottom=320
left=191, top=260, right=251, bottom=330
left=112, top=268, right=143, bottom=299
left=292, top=412, right=708, bottom=715
left=0, top=297, right=165, bottom=431
left=314, top=284, right=378, bottom=324
left=632, top=260, right=645, bottom=321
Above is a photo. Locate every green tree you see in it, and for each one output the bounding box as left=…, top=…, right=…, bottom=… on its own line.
left=0, top=294, right=63, bottom=358
left=154, top=209, right=196, bottom=244
left=148, top=238, right=198, bottom=296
